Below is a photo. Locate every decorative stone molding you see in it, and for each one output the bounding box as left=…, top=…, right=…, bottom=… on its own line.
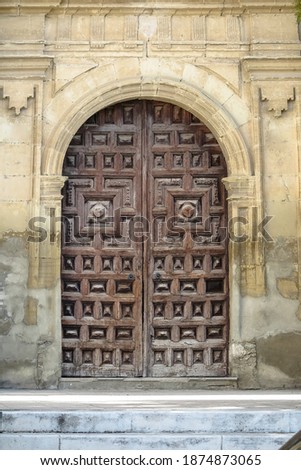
left=0, top=0, right=62, bottom=14
left=2, top=82, right=35, bottom=115
left=243, top=58, right=301, bottom=118
left=35, top=1, right=294, bottom=15
left=223, top=176, right=258, bottom=245
left=223, top=176, right=256, bottom=201
left=42, top=59, right=251, bottom=176
left=243, top=58, right=301, bottom=79
left=192, top=16, right=205, bottom=48
left=90, top=15, right=106, bottom=48
left=125, top=15, right=137, bottom=48
left=40, top=175, right=67, bottom=205
left=0, top=56, right=53, bottom=115
left=0, top=57, right=53, bottom=79
left=156, top=15, right=172, bottom=49
left=227, top=16, right=241, bottom=43
left=41, top=8, right=297, bottom=56
left=260, top=85, right=295, bottom=118
left=223, top=176, right=265, bottom=296
left=33, top=175, right=68, bottom=289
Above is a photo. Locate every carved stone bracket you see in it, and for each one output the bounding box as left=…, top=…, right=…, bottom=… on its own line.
left=260, top=85, right=295, bottom=118
left=0, top=56, right=53, bottom=115
left=2, top=82, right=35, bottom=115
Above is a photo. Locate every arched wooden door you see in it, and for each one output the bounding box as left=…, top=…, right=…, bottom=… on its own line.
left=61, top=100, right=228, bottom=377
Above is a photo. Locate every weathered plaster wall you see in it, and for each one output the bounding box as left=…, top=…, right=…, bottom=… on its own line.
left=0, top=0, right=301, bottom=389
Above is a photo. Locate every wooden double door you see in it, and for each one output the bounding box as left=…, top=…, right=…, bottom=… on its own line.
left=61, top=100, right=228, bottom=378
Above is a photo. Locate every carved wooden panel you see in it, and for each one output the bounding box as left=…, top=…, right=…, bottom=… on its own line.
left=145, top=101, right=228, bottom=377
left=61, top=101, right=143, bottom=377
left=62, top=100, right=228, bottom=378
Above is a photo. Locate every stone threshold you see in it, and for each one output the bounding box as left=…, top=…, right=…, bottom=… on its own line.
left=59, top=377, right=238, bottom=391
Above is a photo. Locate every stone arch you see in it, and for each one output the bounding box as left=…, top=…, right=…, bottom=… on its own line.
left=42, top=59, right=252, bottom=177
left=38, top=59, right=264, bottom=384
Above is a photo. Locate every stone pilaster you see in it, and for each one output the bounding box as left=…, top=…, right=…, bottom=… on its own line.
left=29, top=175, right=67, bottom=289
left=223, top=175, right=266, bottom=297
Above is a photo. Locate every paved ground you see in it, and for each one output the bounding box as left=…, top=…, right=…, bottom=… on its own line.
left=1, top=390, right=301, bottom=411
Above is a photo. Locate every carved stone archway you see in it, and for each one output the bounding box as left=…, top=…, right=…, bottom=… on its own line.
left=38, top=59, right=263, bottom=384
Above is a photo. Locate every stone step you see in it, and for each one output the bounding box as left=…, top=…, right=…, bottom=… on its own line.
left=59, top=377, right=238, bottom=391
left=1, top=393, right=300, bottom=450
left=2, top=409, right=301, bottom=434
left=0, top=432, right=291, bottom=450
left=1, top=408, right=300, bottom=450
